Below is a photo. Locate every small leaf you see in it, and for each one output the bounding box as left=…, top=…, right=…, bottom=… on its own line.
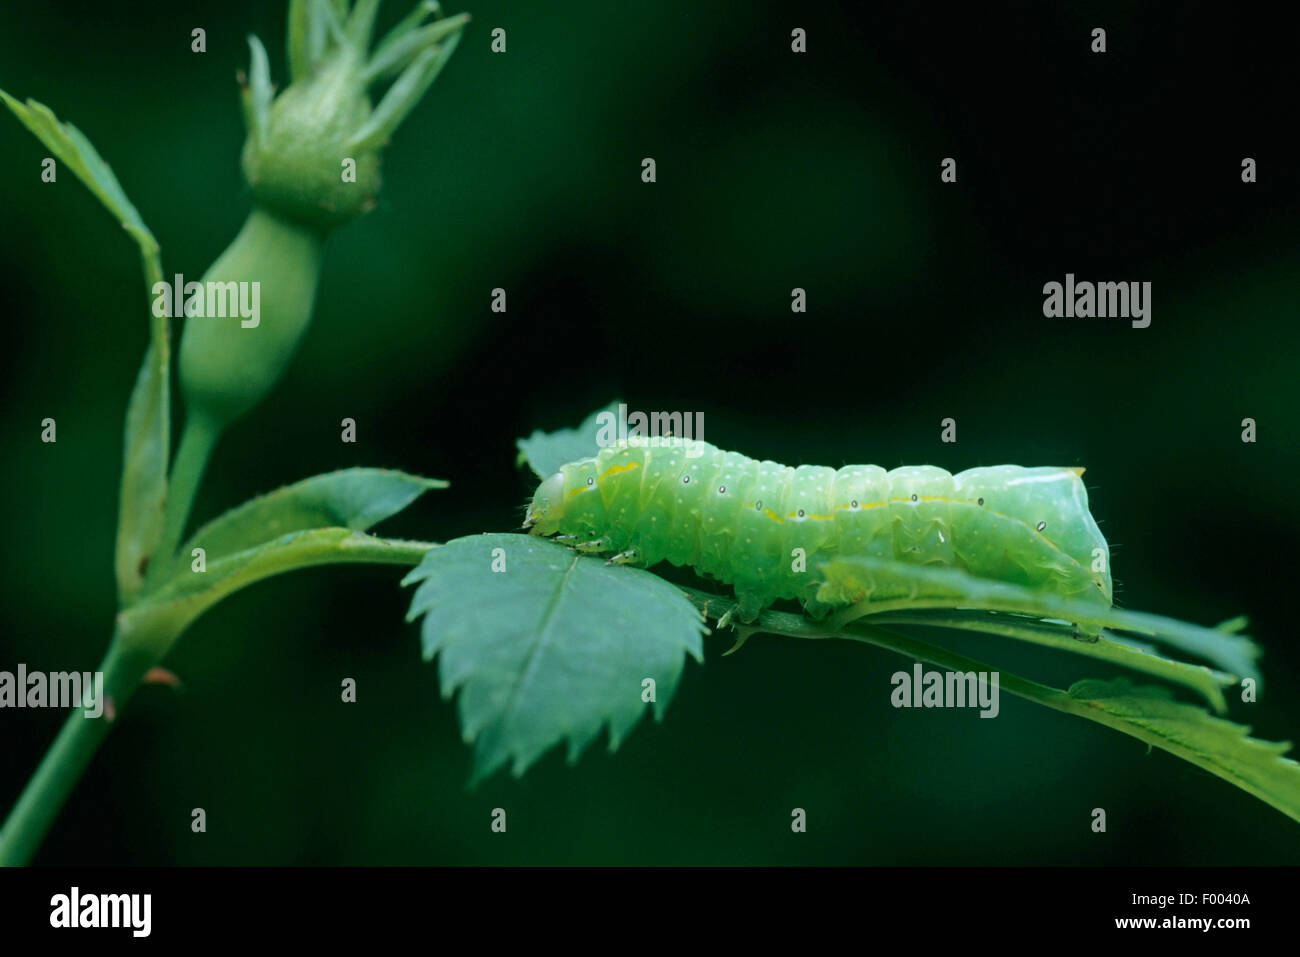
left=515, top=399, right=624, bottom=478
left=821, top=554, right=1261, bottom=683
left=171, top=468, right=445, bottom=578
left=116, top=347, right=170, bottom=602
left=404, top=533, right=706, bottom=782
left=137, top=528, right=437, bottom=628
left=1, top=89, right=172, bottom=605
left=1063, top=678, right=1300, bottom=824
left=846, top=619, right=1300, bottom=825
left=0, top=90, right=156, bottom=251
left=851, top=605, right=1233, bottom=711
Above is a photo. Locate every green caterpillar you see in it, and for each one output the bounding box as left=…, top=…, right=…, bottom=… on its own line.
left=525, top=437, right=1112, bottom=623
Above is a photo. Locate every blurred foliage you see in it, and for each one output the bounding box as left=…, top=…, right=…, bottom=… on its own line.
left=1, top=0, right=1297, bottom=863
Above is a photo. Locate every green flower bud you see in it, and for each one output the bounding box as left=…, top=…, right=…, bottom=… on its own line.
left=242, top=48, right=383, bottom=231
left=178, top=1, right=466, bottom=431
left=144, top=2, right=467, bottom=590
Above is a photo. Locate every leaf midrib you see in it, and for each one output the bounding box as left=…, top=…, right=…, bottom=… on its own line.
left=494, top=553, right=584, bottom=756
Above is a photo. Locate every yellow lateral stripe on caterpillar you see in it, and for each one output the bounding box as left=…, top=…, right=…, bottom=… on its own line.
left=601, top=461, right=640, bottom=479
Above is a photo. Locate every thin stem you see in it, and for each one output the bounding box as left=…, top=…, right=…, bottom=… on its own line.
left=0, top=534, right=439, bottom=866
left=0, top=626, right=169, bottom=866
left=146, top=411, right=222, bottom=590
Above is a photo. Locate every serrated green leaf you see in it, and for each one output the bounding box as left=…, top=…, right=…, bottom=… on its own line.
left=169, top=468, right=446, bottom=579
left=1061, top=678, right=1300, bottom=824
left=836, top=621, right=1300, bottom=825
left=403, top=532, right=706, bottom=782
left=515, top=399, right=624, bottom=478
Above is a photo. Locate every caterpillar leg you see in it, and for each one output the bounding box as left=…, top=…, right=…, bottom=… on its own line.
left=717, top=590, right=765, bottom=628
left=568, top=538, right=610, bottom=554
left=718, top=594, right=763, bottom=656
left=605, top=548, right=640, bottom=566
left=1071, top=625, right=1101, bottom=644
left=799, top=591, right=839, bottom=621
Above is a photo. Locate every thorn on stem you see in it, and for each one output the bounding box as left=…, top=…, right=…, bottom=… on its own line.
left=143, top=667, right=183, bottom=691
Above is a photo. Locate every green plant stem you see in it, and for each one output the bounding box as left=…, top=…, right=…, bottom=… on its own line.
left=0, top=534, right=441, bottom=865
left=0, top=620, right=176, bottom=866
left=146, top=411, right=222, bottom=590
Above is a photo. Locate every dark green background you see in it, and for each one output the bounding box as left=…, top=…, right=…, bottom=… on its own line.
left=2, top=1, right=1297, bottom=864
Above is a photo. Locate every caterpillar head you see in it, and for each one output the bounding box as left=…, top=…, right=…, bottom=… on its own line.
left=525, top=471, right=568, bottom=535
left=525, top=460, right=605, bottom=537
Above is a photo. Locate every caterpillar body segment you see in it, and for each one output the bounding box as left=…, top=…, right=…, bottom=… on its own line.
left=526, top=437, right=1112, bottom=623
